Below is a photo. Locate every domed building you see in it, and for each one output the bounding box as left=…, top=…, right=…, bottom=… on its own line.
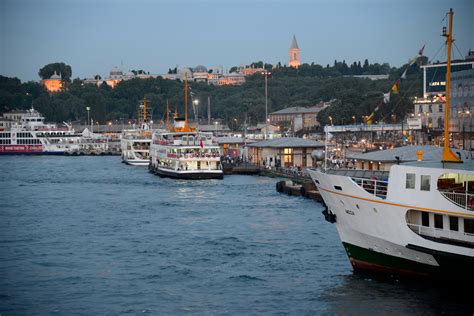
left=42, top=71, right=63, bottom=93
left=193, top=65, right=208, bottom=82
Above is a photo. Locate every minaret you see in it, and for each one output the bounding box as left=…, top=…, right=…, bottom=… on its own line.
left=289, top=35, right=300, bottom=68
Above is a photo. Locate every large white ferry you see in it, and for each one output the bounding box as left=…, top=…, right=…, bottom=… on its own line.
left=120, top=98, right=153, bottom=166
left=149, top=77, right=223, bottom=179
left=308, top=9, right=474, bottom=280
left=0, top=108, right=81, bottom=155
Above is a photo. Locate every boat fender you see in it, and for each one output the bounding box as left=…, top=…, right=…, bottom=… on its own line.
left=300, top=186, right=306, bottom=197
left=276, top=181, right=284, bottom=192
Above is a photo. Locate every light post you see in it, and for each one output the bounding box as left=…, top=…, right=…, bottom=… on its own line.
left=352, top=115, right=356, bottom=125
left=193, top=99, right=199, bottom=123
left=262, top=70, right=271, bottom=139
left=86, top=106, right=90, bottom=129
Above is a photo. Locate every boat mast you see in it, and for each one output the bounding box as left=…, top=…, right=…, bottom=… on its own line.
left=182, top=73, right=192, bottom=132
left=441, top=8, right=462, bottom=163
left=166, top=99, right=170, bottom=131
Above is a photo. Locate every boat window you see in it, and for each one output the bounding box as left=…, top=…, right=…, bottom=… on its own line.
left=421, top=212, right=429, bottom=227
left=406, top=173, right=415, bottom=189
left=434, top=214, right=443, bottom=229
left=334, top=185, right=342, bottom=191
left=464, top=219, right=474, bottom=234
left=438, top=173, right=474, bottom=193
left=449, top=216, right=459, bottom=231
left=420, top=175, right=431, bottom=191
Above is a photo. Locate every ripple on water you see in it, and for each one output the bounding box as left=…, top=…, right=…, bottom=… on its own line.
left=0, top=156, right=471, bottom=314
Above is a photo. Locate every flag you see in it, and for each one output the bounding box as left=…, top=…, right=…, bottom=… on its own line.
left=366, top=112, right=374, bottom=125
left=418, top=44, right=425, bottom=56
left=401, top=68, right=408, bottom=80
left=391, top=80, right=400, bottom=94
left=383, top=92, right=390, bottom=104
left=200, top=139, right=204, bottom=148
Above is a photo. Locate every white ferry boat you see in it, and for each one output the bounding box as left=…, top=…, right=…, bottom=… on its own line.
left=308, top=9, right=474, bottom=280
left=0, top=108, right=80, bottom=155
left=120, top=98, right=153, bottom=166
left=149, top=77, right=223, bottom=179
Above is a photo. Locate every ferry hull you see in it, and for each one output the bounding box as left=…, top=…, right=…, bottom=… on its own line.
left=343, top=242, right=474, bottom=281
left=123, top=159, right=149, bottom=166
left=0, top=144, right=65, bottom=155
left=153, top=167, right=223, bottom=180
left=308, top=168, right=474, bottom=281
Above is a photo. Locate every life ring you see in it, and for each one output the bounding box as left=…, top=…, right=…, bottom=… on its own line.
left=468, top=196, right=474, bottom=209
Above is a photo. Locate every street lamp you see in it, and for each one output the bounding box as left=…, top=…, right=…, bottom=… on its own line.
left=352, top=115, right=356, bottom=125
left=86, top=106, right=90, bottom=129
left=328, top=116, right=333, bottom=126
left=261, top=70, right=271, bottom=139
left=193, top=99, right=199, bottom=122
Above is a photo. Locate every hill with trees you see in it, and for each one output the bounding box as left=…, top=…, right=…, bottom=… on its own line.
left=0, top=59, right=423, bottom=129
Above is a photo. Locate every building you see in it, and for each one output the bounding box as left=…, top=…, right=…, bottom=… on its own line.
left=269, top=102, right=330, bottom=132
left=42, top=71, right=63, bottom=93
left=288, top=35, right=300, bottom=68
left=413, top=96, right=445, bottom=130
left=421, top=58, right=474, bottom=97
left=248, top=137, right=324, bottom=168
left=215, top=136, right=256, bottom=158
left=213, top=73, right=246, bottom=86
left=451, top=68, right=474, bottom=150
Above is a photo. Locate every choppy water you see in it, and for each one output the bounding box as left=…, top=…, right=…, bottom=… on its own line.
left=0, top=156, right=472, bottom=315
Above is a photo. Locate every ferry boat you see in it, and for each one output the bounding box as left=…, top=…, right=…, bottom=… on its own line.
left=120, top=98, right=153, bottom=166
left=149, top=77, right=223, bottom=179
left=308, top=9, right=474, bottom=280
left=0, top=108, right=81, bottom=155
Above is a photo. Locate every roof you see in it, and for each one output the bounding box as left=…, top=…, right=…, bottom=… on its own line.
left=215, top=136, right=256, bottom=144
left=248, top=137, right=324, bottom=148
left=290, top=35, right=299, bottom=49
left=347, top=145, right=472, bottom=163
left=270, top=106, right=322, bottom=115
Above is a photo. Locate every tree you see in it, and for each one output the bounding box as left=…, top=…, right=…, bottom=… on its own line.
left=38, top=62, right=72, bottom=81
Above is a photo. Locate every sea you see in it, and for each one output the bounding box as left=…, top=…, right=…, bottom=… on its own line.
left=0, top=156, right=472, bottom=315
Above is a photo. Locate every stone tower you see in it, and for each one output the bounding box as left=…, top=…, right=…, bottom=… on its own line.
left=289, top=35, right=300, bottom=68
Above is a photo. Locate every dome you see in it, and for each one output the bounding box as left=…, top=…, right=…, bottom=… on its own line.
left=49, top=71, right=61, bottom=79
left=110, top=67, right=123, bottom=77
left=193, top=65, right=208, bottom=73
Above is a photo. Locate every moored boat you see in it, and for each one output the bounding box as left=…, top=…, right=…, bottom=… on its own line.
left=149, top=76, right=223, bottom=179
left=120, top=98, right=154, bottom=166
left=308, top=9, right=474, bottom=280
left=0, top=107, right=81, bottom=155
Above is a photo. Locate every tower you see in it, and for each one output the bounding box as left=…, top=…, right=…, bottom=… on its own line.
left=289, top=35, right=300, bottom=68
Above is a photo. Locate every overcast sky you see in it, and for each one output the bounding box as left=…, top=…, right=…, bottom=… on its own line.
left=1, top=0, right=472, bottom=82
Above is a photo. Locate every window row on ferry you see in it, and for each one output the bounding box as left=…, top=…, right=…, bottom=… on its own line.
left=17, top=139, right=41, bottom=145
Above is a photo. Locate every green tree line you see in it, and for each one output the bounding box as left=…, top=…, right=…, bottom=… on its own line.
left=0, top=60, right=422, bottom=128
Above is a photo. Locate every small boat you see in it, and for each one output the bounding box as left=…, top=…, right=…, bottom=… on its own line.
left=307, top=9, right=474, bottom=280
left=120, top=98, right=154, bottom=166
left=149, top=76, right=223, bottom=179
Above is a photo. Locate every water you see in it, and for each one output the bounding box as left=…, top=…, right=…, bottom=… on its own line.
left=0, top=156, right=472, bottom=315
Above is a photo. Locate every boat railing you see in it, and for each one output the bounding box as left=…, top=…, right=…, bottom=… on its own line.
left=408, top=223, right=474, bottom=244
left=439, top=190, right=474, bottom=211
left=166, top=153, right=220, bottom=159
left=350, top=177, right=388, bottom=199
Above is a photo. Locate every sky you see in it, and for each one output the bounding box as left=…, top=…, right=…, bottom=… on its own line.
left=1, top=0, right=472, bottom=82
